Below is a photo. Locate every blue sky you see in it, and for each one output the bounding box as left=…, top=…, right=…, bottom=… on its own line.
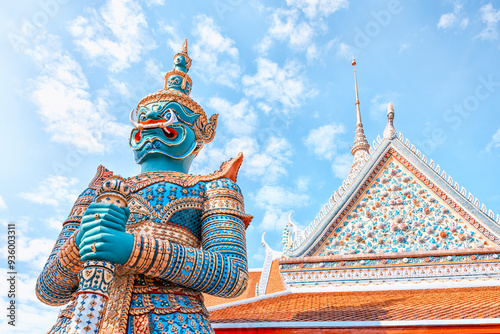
left=1, top=0, right=500, bottom=332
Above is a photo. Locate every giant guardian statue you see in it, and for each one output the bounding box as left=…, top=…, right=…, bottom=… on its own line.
left=36, top=40, right=252, bottom=334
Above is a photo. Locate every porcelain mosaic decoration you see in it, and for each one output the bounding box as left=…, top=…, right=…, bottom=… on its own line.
left=317, top=158, right=495, bottom=256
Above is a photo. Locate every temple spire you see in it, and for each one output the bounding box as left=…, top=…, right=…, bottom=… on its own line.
left=353, top=58, right=362, bottom=126
left=350, top=58, right=370, bottom=174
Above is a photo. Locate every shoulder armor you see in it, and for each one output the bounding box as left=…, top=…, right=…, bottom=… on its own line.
left=88, top=165, right=114, bottom=190
left=213, top=152, right=244, bottom=183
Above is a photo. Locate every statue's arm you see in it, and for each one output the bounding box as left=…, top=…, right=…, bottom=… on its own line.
left=35, top=188, right=95, bottom=305
left=123, top=178, right=252, bottom=298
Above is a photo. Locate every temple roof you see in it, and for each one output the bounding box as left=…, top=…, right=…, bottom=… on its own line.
left=284, top=129, right=500, bottom=258
left=209, top=286, right=500, bottom=324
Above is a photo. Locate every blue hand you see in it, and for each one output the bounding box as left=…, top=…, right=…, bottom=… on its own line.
left=76, top=203, right=129, bottom=244
left=77, top=203, right=133, bottom=264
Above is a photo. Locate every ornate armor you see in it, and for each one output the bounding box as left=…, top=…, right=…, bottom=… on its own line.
left=37, top=153, right=251, bottom=333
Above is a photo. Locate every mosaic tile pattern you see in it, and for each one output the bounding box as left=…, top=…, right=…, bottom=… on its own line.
left=318, top=159, right=495, bottom=256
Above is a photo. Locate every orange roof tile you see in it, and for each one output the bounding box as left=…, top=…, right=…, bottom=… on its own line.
left=264, top=260, right=286, bottom=295
left=204, top=270, right=261, bottom=307
left=209, top=286, right=500, bottom=323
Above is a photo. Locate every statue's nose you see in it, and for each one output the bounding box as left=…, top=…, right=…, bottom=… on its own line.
left=145, top=109, right=161, bottom=120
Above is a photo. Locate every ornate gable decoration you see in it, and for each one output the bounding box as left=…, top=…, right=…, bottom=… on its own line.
left=316, top=155, right=498, bottom=257
left=286, top=136, right=500, bottom=258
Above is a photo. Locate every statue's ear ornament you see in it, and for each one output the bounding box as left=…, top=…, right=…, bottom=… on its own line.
left=193, top=113, right=218, bottom=154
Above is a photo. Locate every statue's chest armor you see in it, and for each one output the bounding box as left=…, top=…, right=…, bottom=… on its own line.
left=127, top=181, right=206, bottom=247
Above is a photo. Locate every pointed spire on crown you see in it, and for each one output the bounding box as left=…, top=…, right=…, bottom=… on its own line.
left=173, top=39, right=192, bottom=73
left=181, top=39, right=188, bottom=54
left=350, top=58, right=370, bottom=169
left=383, top=102, right=397, bottom=139
left=164, top=39, right=193, bottom=95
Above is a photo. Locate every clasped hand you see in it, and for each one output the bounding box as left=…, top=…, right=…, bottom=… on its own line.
left=75, top=203, right=134, bottom=264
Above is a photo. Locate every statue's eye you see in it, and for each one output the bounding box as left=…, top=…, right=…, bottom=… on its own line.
left=139, top=113, right=146, bottom=122
left=161, top=109, right=179, bottom=123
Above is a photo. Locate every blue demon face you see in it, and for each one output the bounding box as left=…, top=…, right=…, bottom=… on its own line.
left=129, top=101, right=199, bottom=165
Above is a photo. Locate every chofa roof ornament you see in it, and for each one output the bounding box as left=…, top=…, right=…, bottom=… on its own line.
left=383, top=102, right=397, bottom=140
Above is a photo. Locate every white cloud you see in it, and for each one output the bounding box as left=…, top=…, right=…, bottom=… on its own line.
left=160, top=23, right=183, bottom=52
left=1, top=217, right=32, bottom=235
left=45, top=216, right=65, bottom=230
left=143, top=58, right=165, bottom=87
left=286, top=0, right=349, bottom=19
left=306, top=39, right=337, bottom=63
left=296, top=177, right=310, bottom=192
left=399, top=43, right=410, bottom=53
left=256, top=1, right=346, bottom=56
left=0, top=195, right=6, bottom=210
left=486, top=127, right=500, bottom=151
left=258, top=102, right=272, bottom=114
left=145, top=58, right=163, bottom=75
left=304, top=123, right=346, bottom=160
left=208, top=98, right=258, bottom=136
left=242, top=57, right=316, bottom=112
left=438, top=13, right=457, bottom=29
left=460, top=17, right=469, bottom=28
left=27, top=35, right=129, bottom=153
left=17, top=237, right=55, bottom=268
left=256, top=36, right=273, bottom=54
left=109, top=78, right=131, bottom=97
left=69, top=0, right=155, bottom=72
left=191, top=145, right=228, bottom=176
left=259, top=208, right=291, bottom=232
left=19, top=175, right=79, bottom=207
left=193, top=136, right=293, bottom=184
left=193, top=97, right=292, bottom=184
left=370, top=93, right=398, bottom=119
left=253, top=185, right=310, bottom=230
left=476, top=4, right=500, bottom=40
left=304, top=123, right=355, bottom=179
left=306, top=43, right=319, bottom=62
left=145, top=0, right=164, bottom=6
left=437, top=3, right=469, bottom=30
left=191, top=15, right=241, bottom=88
left=332, top=153, right=352, bottom=179
left=257, top=9, right=315, bottom=54
left=244, top=137, right=293, bottom=182
left=0, top=218, right=57, bottom=269
left=336, top=41, right=354, bottom=59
